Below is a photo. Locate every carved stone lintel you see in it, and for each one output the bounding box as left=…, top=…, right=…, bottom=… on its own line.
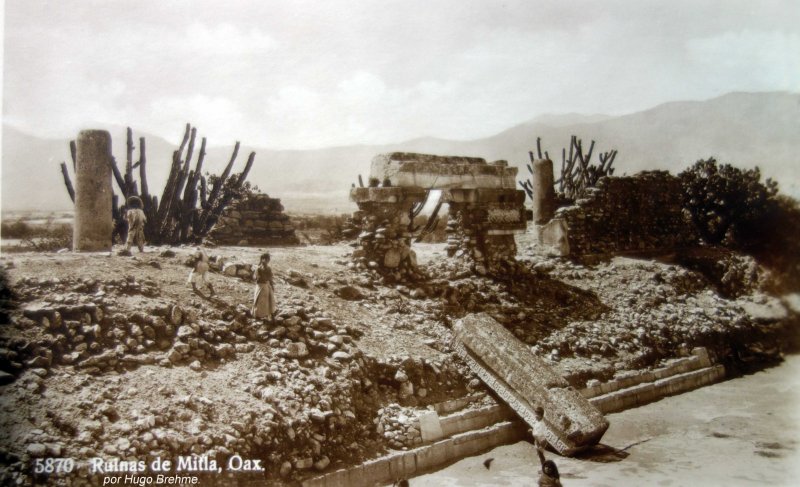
left=453, top=313, right=609, bottom=456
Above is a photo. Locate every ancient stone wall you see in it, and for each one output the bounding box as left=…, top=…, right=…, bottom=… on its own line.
left=540, top=171, right=696, bottom=256
left=445, top=195, right=523, bottom=274
left=209, top=194, right=300, bottom=246
left=351, top=153, right=526, bottom=279
left=371, top=152, right=518, bottom=189
left=350, top=187, right=427, bottom=282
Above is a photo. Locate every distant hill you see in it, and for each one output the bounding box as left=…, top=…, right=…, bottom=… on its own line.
left=3, top=91, right=798, bottom=214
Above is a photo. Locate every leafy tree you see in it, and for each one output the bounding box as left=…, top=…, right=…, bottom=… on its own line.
left=750, top=195, right=800, bottom=291
left=679, top=158, right=778, bottom=247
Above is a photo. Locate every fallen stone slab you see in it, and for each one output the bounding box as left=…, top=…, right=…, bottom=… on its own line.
left=453, top=313, right=608, bottom=456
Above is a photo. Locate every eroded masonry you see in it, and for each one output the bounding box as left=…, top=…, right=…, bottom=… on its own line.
left=536, top=169, right=695, bottom=257
left=349, top=153, right=527, bottom=278
left=348, top=153, right=610, bottom=455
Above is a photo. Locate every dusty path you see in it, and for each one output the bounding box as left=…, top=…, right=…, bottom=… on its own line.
left=413, top=355, right=800, bottom=487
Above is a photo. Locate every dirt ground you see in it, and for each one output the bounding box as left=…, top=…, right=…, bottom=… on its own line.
left=0, top=238, right=797, bottom=486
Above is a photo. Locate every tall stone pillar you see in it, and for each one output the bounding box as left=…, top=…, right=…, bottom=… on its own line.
left=73, top=130, right=113, bottom=251
left=531, top=159, right=556, bottom=224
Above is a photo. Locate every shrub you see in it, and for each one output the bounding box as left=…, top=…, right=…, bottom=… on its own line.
left=1, top=220, right=34, bottom=239
left=679, top=158, right=778, bottom=247
left=22, top=225, right=72, bottom=252
left=680, top=158, right=800, bottom=291
left=749, top=195, right=800, bottom=291
left=0, top=267, right=15, bottom=323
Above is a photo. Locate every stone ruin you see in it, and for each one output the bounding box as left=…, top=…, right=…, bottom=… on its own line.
left=65, top=128, right=298, bottom=249
left=349, top=150, right=612, bottom=452
left=349, top=153, right=527, bottom=278
left=208, top=194, right=300, bottom=246
left=532, top=162, right=697, bottom=257
left=73, top=130, right=113, bottom=252
left=454, top=313, right=608, bottom=454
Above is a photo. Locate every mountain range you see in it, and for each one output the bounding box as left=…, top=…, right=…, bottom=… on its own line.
left=3, top=91, right=798, bottom=214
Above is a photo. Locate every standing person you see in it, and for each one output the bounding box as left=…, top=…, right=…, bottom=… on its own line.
left=530, top=406, right=548, bottom=467
left=538, top=460, right=562, bottom=487
left=124, top=196, right=147, bottom=252
left=252, top=252, right=276, bottom=322
left=188, top=247, right=215, bottom=298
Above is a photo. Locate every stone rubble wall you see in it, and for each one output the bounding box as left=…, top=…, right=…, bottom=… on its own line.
left=445, top=204, right=520, bottom=274
left=350, top=187, right=428, bottom=282
left=209, top=194, right=300, bottom=246
left=541, top=171, right=696, bottom=256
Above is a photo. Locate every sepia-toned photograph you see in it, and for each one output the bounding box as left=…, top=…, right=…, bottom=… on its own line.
left=1, top=1, right=798, bottom=485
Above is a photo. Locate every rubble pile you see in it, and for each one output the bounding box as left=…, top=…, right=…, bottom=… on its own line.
left=0, top=254, right=472, bottom=486
left=0, top=233, right=796, bottom=485
left=6, top=280, right=256, bottom=378
left=419, top=250, right=794, bottom=386
left=375, top=404, right=423, bottom=449
left=209, top=194, right=300, bottom=246
left=520, top=252, right=793, bottom=384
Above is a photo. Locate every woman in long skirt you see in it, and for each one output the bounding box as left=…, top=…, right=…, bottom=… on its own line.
left=252, top=252, right=276, bottom=321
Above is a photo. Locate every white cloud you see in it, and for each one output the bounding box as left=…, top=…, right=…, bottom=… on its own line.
left=147, top=95, right=248, bottom=145
left=259, top=72, right=465, bottom=148
left=3, top=1, right=799, bottom=149
left=687, top=30, right=800, bottom=90
left=182, top=22, right=278, bottom=55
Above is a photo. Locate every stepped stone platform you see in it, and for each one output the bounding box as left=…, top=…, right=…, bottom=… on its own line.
left=209, top=194, right=299, bottom=246
left=302, top=345, right=725, bottom=487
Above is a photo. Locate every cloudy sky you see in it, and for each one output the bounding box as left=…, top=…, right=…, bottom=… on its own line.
left=3, top=0, right=799, bottom=149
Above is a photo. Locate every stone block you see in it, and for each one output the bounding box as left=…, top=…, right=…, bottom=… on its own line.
left=539, top=219, right=570, bottom=256
left=453, top=313, right=608, bottom=455
left=415, top=440, right=448, bottom=472
left=691, top=347, right=712, bottom=367
left=418, top=411, right=444, bottom=443
left=370, top=152, right=518, bottom=190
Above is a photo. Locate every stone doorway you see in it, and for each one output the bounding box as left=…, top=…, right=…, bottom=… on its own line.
left=349, top=153, right=527, bottom=280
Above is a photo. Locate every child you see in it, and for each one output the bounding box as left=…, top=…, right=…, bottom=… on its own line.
left=188, top=247, right=215, bottom=297
left=124, top=196, right=147, bottom=252
left=538, top=460, right=562, bottom=487
left=531, top=406, right=548, bottom=466
left=252, top=252, right=276, bottom=321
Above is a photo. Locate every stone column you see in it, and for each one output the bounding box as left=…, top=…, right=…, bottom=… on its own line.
left=73, top=130, right=113, bottom=251
left=531, top=159, right=556, bottom=224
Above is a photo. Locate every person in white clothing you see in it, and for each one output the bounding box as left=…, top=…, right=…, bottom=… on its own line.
left=187, top=248, right=215, bottom=298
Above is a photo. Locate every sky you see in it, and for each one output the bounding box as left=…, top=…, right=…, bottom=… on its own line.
left=2, top=0, right=799, bottom=149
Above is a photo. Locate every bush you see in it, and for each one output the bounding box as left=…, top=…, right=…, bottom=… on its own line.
left=679, top=158, right=778, bottom=247
left=749, top=195, right=800, bottom=291
left=22, top=225, right=72, bottom=252
left=1, top=220, right=34, bottom=239
left=680, top=158, right=800, bottom=291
